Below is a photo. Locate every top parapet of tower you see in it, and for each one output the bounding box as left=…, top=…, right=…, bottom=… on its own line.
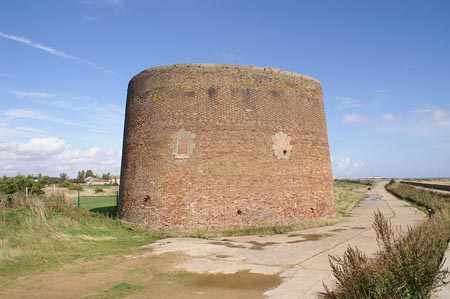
left=129, top=63, right=321, bottom=85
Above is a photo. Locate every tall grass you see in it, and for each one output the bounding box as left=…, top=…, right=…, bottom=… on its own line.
left=0, top=194, right=155, bottom=281
left=386, top=180, right=450, bottom=212
left=334, top=180, right=368, bottom=217
left=321, top=181, right=450, bottom=298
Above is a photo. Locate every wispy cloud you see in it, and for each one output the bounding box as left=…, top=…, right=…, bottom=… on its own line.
left=4, top=109, right=51, bottom=121
left=373, top=89, right=387, bottom=96
left=83, top=16, right=96, bottom=21
left=0, top=32, right=119, bottom=76
left=341, top=113, right=371, bottom=124
left=9, top=90, right=55, bottom=98
left=414, top=107, right=450, bottom=128
left=105, top=0, right=124, bottom=9
left=380, top=113, right=400, bottom=121
left=4, top=108, right=88, bottom=127
left=0, top=73, right=18, bottom=80
left=9, top=90, right=113, bottom=112
left=333, top=96, right=363, bottom=109
left=83, top=0, right=125, bottom=10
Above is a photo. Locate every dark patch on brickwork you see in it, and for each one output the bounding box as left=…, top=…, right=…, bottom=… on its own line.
left=119, top=64, right=335, bottom=231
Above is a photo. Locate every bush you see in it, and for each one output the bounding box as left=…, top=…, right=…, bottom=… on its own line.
left=321, top=210, right=450, bottom=299
left=94, top=187, right=104, bottom=193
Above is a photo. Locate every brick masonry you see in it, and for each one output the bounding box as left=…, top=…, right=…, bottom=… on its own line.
left=119, top=64, right=335, bottom=231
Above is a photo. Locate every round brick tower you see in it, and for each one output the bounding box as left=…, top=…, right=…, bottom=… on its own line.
left=119, top=64, right=335, bottom=231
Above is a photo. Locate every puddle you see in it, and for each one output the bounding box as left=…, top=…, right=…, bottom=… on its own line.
left=287, top=233, right=330, bottom=241
left=352, top=227, right=366, bottom=230
left=364, top=196, right=381, bottom=201
left=248, top=241, right=277, bottom=250
left=194, top=270, right=281, bottom=290
left=209, top=241, right=247, bottom=249
left=216, top=254, right=231, bottom=258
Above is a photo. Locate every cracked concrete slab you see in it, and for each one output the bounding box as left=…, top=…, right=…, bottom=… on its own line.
left=145, top=180, right=427, bottom=298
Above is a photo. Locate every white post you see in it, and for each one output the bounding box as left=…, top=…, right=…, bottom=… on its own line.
left=26, top=187, right=29, bottom=198
left=54, top=184, right=56, bottom=194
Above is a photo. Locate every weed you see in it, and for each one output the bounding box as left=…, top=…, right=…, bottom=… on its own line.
left=321, top=181, right=450, bottom=299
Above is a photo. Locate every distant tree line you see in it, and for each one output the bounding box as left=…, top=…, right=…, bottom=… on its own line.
left=0, top=171, right=118, bottom=195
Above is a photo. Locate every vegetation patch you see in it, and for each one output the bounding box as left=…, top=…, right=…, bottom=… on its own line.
left=0, top=193, right=155, bottom=284
left=87, top=282, right=144, bottom=299
left=334, top=180, right=368, bottom=217
left=321, top=180, right=450, bottom=298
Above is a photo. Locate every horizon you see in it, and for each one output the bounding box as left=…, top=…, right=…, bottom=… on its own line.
left=1, top=0, right=449, bottom=178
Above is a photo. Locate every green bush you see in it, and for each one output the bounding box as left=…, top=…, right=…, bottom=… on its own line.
left=0, top=175, right=45, bottom=195
left=94, top=187, right=104, bottom=193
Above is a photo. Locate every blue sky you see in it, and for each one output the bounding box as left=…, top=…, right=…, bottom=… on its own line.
left=1, top=0, right=449, bottom=178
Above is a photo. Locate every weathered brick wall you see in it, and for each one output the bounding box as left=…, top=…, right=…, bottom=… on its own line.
left=119, top=64, right=335, bottom=231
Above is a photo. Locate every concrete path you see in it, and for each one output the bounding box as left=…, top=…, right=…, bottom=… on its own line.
left=146, top=180, right=425, bottom=298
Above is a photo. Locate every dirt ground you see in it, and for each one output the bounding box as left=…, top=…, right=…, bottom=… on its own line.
left=0, top=251, right=280, bottom=299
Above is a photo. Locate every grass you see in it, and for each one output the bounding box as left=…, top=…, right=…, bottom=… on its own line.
left=334, top=180, right=369, bottom=217
left=86, top=282, right=144, bottom=299
left=79, top=196, right=118, bottom=215
left=0, top=194, right=155, bottom=284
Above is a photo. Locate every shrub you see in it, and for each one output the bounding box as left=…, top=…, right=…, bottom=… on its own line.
left=94, top=187, right=104, bottom=193
left=321, top=210, right=450, bottom=298
left=321, top=181, right=450, bottom=299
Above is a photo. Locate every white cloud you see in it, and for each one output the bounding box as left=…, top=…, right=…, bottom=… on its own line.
left=333, top=156, right=365, bottom=177
left=105, top=0, right=124, bottom=9
left=341, top=113, right=371, bottom=123
left=83, top=16, right=96, bottom=21
left=0, top=73, right=18, bottom=80
left=4, top=109, right=51, bottom=121
left=0, top=137, right=121, bottom=176
left=9, top=90, right=55, bottom=98
left=0, top=32, right=118, bottom=76
left=380, top=113, right=399, bottom=121
left=0, top=137, right=66, bottom=157
left=333, top=97, right=363, bottom=109
left=418, top=108, right=450, bottom=127
left=373, top=89, right=387, bottom=96
left=83, top=0, right=124, bottom=9
left=3, top=108, right=86, bottom=127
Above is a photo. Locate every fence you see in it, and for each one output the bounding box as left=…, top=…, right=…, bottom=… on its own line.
left=77, top=187, right=119, bottom=216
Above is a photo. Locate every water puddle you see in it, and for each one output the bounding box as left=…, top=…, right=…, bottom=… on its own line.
left=352, top=227, right=366, bottom=230
left=209, top=241, right=247, bottom=249
left=287, top=233, right=330, bottom=242
left=364, top=196, right=381, bottom=202
left=247, top=241, right=278, bottom=250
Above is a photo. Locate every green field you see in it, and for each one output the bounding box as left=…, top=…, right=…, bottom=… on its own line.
left=79, top=195, right=118, bottom=215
